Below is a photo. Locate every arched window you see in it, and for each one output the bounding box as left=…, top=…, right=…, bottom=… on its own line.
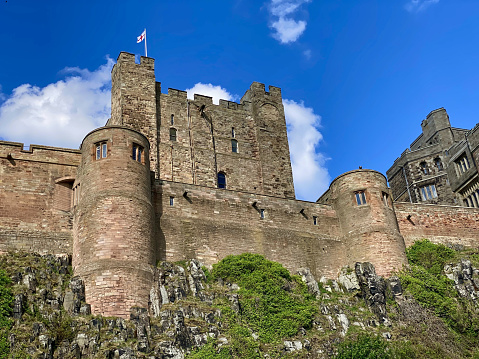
left=231, top=139, right=238, bottom=153
left=169, top=128, right=177, bottom=141
left=217, top=172, right=226, bottom=189
left=420, top=162, right=429, bottom=175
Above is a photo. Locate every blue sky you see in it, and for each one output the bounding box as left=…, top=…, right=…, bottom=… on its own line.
left=1, top=0, right=479, bottom=201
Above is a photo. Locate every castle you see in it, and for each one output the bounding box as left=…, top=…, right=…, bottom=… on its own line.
left=1, top=52, right=479, bottom=319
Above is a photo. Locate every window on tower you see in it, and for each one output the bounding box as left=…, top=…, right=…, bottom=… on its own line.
left=95, top=141, right=108, bottom=160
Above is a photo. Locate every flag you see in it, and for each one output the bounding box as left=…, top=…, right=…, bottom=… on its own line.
left=137, top=30, right=146, bottom=43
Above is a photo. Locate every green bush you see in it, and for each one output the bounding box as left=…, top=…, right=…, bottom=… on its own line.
left=334, top=334, right=390, bottom=359
left=400, top=240, right=479, bottom=337
left=406, top=239, right=454, bottom=276
left=0, top=270, right=13, bottom=359
left=212, top=253, right=316, bottom=343
left=188, top=339, right=231, bottom=359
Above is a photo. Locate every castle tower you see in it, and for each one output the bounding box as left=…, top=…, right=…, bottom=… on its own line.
left=110, top=52, right=160, bottom=177
left=72, top=126, right=155, bottom=318
left=241, top=82, right=295, bottom=198
left=328, top=169, right=408, bottom=276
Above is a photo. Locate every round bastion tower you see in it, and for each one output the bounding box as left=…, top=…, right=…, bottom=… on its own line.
left=329, top=169, right=408, bottom=277
left=72, top=126, right=155, bottom=318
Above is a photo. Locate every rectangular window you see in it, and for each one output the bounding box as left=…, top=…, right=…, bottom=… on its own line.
left=355, top=191, right=367, bottom=205
left=95, top=142, right=107, bottom=160
left=232, top=127, right=235, bottom=138
left=456, top=154, right=470, bottom=174
left=169, top=197, right=174, bottom=206
left=231, top=139, right=238, bottom=153
left=260, top=209, right=265, bottom=219
left=132, top=143, right=144, bottom=163
left=382, top=192, right=389, bottom=207
left=313, top=216, right=317, bottom=225
left=420, top=184, right=438, bottom=201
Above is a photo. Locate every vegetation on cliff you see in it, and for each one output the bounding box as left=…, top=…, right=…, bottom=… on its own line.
left=1, top=242, right=479, bottom=358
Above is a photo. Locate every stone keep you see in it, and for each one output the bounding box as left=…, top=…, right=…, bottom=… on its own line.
left=3, top=51, right=479, bottom=319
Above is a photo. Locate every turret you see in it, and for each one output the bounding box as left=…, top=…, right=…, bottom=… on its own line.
left=72, top=126, right=155, bottom=318
left=328, top=169, right=408, bottom=276
left=241, top=82, right=295, bottom=199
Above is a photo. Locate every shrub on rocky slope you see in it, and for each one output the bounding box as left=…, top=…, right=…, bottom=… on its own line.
left=0, top=241, right=479, bottom=358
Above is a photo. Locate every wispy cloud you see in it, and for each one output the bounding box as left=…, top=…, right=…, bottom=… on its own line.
left=0, top=58, right=113, bottom=149
left=284, top=99, right=330, bottom=200
left=185, top=83, right=238, bottom=105
left=405, top=0, right=439, bottom=13
left=267, top=0, right=312, bottom=44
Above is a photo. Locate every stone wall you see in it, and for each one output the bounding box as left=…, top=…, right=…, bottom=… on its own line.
left=73, top=126, right=156, bottom=318
left=0, top=141, right=80, bottom=254
left=155, top=180, right=345, bottom=279
left=394, top=202, right=479, bottom=247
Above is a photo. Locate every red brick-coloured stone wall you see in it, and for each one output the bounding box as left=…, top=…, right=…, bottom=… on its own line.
left=394, top=202, right=479, bottom=248
left=328, top=169, right=408, bottom=276
left=155, top=181, right=345, bottom=279
left=0, top=141, right=80, bottom=254
left=73, top=126, right=156, bottom=318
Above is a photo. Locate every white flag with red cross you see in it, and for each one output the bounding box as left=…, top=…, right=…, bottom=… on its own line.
left=137, top=29, right=146, bottom=43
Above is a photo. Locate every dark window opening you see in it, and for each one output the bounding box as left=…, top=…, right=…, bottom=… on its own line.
left=218, top=172, right=226, bottom=189
left=170, top=128, right=177, bottom=141
left=132, top=143, right=144, bottom=163
left=232, top=127, right=235, bottom=138
left=420, top=162, right=429, bottom=175
left=171, top=114, right=174, bottom=126
left=169, top=197, right=174, bottom=206
left=355, top=191, right=367, bottom=205
left=260, top=209, right=265, bottom=219
left=456, top=154, right=470, bottom=174
left=382, top=192, right=389, bottom=207
left=231, top=139, right=238, bottom=153
left=435, top=157, right=443, bottom=170
left=313, top=216, right=317, bottom=225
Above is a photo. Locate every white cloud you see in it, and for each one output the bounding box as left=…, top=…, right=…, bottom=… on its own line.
left=185, top=83, right=238, bottom=105
left=0, top=58, right=114, bottom=149
left=268, top=0, right=312, bottom=44
left=405, top=0, right=439, bottom=13
left=271, top=18, right=307, bottom=44
left=284, top=99, right=330, bottom=201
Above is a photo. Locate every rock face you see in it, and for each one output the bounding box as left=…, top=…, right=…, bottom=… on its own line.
left=444, top=259, right=479, bottom=303
left=3, top=253, right=479, bottom=358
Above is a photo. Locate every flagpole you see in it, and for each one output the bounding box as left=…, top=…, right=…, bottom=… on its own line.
left=144, top=29, right=148, bottom=57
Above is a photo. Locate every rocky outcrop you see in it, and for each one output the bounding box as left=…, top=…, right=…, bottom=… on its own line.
left=3, top=253, right=479, bottom=358
left=444, top=259, right=479, bottom=303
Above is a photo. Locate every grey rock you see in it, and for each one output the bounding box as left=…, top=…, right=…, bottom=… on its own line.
left=338, top=267, right=360, bottom=292
left=297, top=268, right=321, bottom=298
left=13, top=293, right=26, bottom=320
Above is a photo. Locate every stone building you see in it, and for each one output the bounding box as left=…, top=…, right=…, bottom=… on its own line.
left=387, top=108, right=479, bottom=208
left=1, top=52, right=479, bottom=318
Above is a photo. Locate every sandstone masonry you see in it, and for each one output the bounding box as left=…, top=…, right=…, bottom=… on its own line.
left=1, top=52, right=478, bottom=318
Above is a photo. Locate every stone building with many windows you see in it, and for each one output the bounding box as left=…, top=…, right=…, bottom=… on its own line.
left=387, top=107, right=479, bottom=208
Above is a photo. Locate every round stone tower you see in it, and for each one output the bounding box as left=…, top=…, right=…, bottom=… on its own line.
left=73, top=126, right=155, bottom=318
left=329, top=169, right=408, bottom=277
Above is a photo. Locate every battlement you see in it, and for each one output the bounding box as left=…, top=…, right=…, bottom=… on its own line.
left=115, top=52, right=155, bottom=71
left=241, top=82, right=283, bottom=104
left=0, top=140, right=81, bottom=165
left=167, top=88, right=188, bottom=98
